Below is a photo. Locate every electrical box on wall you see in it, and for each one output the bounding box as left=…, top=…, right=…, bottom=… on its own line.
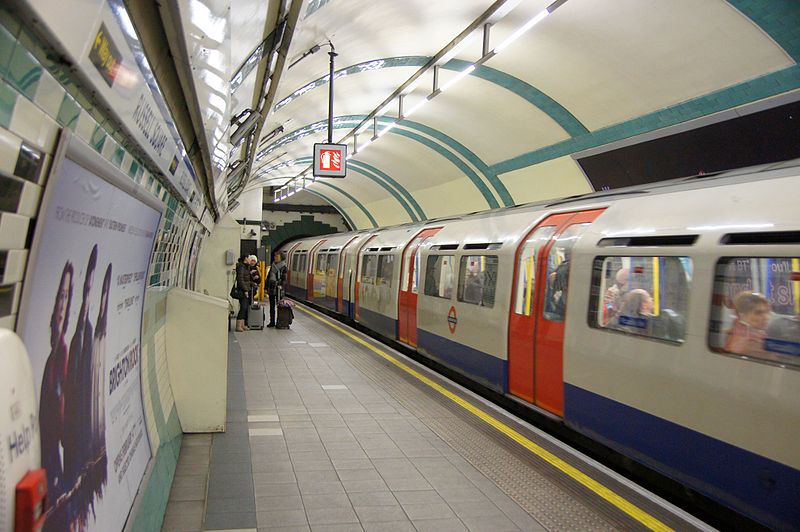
left=225, top=250, right=235, bottom=265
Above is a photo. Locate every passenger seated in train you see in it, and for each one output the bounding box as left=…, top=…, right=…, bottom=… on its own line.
left=603, top=267, right=629, bottom=325
left=462, top=268, right=484, bottom=305
left=609, top=288, right=686, bottom=341
left=724, top=291, right=770, bottom=356
left=546, top=251, right=570, bottom=319
left=765, top=313, right=800, bottom=356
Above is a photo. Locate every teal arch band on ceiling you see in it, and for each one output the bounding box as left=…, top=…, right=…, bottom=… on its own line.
left=491, top=67, right=800, bottom=175
left=444, top=59, right=589, bottom=137
left=347, top=159, right=427, bottom=220
left=373, top=116, right=513, bottom=207
left=492, top=1, right=800, bottom=175
left=273, top=56, right=587, bottom=140
left=349, top=166, right=419, bottom=222
left=290, top=155, right=420, bottom=222
left=728, top=0, right=800, bottom=61
left=303, top=189, right=358, bottom=230
left=260, top=117, right=506, bottom=209
left=314, top=181, right=379, bottom=228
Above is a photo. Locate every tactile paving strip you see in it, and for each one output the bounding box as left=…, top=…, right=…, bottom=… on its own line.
left=301, top=317, right=640, bottom=531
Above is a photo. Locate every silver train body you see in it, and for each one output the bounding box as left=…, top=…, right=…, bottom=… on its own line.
left=280, top=161, right=800, bottom=529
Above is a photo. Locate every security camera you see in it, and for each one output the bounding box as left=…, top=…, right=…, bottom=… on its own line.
left=230, top=109, right=261, bottom=147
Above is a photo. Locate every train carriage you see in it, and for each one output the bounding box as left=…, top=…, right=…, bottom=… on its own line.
left=283, top=160, right=800, bottom=529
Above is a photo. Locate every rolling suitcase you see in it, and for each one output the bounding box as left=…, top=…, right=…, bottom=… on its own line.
left=275, top=287, right=293, bottom=329
left=248, top=300, right=265, bottom=330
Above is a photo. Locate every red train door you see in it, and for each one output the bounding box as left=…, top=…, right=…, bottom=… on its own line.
left=508, top=209, right=604, bottom=416
left=398, top=228, right=442, bottom=345
left=307, top=240, right=326, bottom=301
left=354, top=235, right=377, bottom=321
left=336, top=236, right=359, bottom=313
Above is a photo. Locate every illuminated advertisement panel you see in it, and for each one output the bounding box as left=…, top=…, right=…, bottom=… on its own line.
left=17, top=132, right=160, bottom=531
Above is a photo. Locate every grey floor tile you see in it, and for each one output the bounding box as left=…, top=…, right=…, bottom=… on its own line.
left=207, top=480, right=255, bottom=500
left=203, top=511, right=258, bottom=530
left=161, top=500, right=204, bottom=531
left=295, top=470, right=340, bottom=483
left=298, top=480, right=345, bottom=495
left=346, top=491, right=397, bottom=507
left=257, top=526, right=310, bottom=532
left=335, top=468, right=380, bottom=482
left=305, top=506, right=359, bottom=525
left=308, top=525, right=363, bottom=532
left=435, top=487, right=486, bottom=504
left=168, top=475, right=207, bottom=502
left=448, top=500, right=504, bottom=519
left=292, top=459, right=334, bottom=472
left=460, top=515, right=520, bottom=532
left=340, top=478, right=388, bottom=493
left=352, top=505, right=407, bottom=523
left=383, top=477, right=433, bottom=492
left=412, top=518, right=468, bottom=532
left=362, top=521, right=415, bottom=532
left=256, top=509, right=309, bottom=528
left=252, top=461, right=295, bottom=473
left=255, top=482, right=301, bottom=498
left=301, top=492, right=352, bottom=509
left=400, top=502, right=456, bottom=521
left=255, top=495, right=305, bottom=511
left=206, top=496, right=257, bottom=514
left=331, top=459, right=373, bottom=471
left=253, top=471, right=297, bottom=485
left=392, top=490, right=443, bottom=506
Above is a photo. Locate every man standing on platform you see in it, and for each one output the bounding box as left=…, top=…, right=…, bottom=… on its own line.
left=267, top=251, right=288, bottom=327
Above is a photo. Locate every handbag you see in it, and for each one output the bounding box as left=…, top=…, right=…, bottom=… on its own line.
left=230, top=284, right=243, bottom=299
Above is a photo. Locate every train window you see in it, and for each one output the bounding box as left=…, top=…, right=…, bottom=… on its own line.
left=298, top=253, right=307, bottom=273
left=361, top=255, right=378, bottom=285
left=514, top=226, right=555, bottom=316
left=377, top=254, right=395, bottom=285
left=327, top=253, right=339, bottom=275
left=424, top=255, right=454, bottom=299
left=589, top=256, right=692, bottom=343
left=709, top=257, right=800, bottom=368
left=457, top=255, right=498, bottom=308
left=316, top=253, right=328, bottom=274
left=292, top=254, right=300, bottom=271
left=544, top=224, right=590, bottom=321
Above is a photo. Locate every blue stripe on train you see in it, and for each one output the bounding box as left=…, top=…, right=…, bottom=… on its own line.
left=357, top=307, right=398, bottom=340
left=564, top=384, right=800, bottom=530
left=417, top=329, right=507, bottom=393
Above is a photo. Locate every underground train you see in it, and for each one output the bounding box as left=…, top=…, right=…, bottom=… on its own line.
left=279, top=160, right=800, bottom=530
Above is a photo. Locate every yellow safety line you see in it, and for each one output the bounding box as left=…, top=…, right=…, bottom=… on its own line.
left=297, top=305, right=673, bottom=531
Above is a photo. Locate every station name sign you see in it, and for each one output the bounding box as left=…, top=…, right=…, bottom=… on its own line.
left=313, top=143, right=347, bottom=178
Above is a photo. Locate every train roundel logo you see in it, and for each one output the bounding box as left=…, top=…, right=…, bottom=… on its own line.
left=447, top=306, right=458, bottom=334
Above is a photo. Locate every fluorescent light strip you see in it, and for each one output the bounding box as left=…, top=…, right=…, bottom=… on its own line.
left=440, top=64, right=475, bottom=92
left=404, top=97, right=430, bottom=118
left=377, top=122, right=397, bottom=137
left=494, top=9, right=548, bottom=53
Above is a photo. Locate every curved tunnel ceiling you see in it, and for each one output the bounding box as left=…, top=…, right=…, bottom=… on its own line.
left=237, top=0, right=798, bottom=229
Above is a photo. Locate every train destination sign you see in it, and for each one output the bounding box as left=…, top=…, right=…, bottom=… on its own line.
left=313, top=143, right=347, bottom=178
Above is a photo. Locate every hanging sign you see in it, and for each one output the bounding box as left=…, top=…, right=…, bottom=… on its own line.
left=313, top=143, right=347, bottom=178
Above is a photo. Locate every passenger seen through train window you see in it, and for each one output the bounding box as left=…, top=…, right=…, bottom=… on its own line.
left=544, top=224, right=589, bottom=321
left=590, top=256, right=692, bottom=343
left=457, top=256, right=498, bottom=308
left=425, top=255, right=454, bottom=298
left=710, top=257, right=800, bottom=366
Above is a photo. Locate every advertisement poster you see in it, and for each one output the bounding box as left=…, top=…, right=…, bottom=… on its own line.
left=18, top=136, right=159, bottom=531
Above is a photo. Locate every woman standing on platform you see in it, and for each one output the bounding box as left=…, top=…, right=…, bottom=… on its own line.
left=235, top=256, right=252, bottom=332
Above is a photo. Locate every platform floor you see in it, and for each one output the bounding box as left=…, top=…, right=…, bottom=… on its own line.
left=161, top=304, right=710, bottom=532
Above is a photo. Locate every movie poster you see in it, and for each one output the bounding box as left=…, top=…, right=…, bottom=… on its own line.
left=18, top=138, right=159, bottom=531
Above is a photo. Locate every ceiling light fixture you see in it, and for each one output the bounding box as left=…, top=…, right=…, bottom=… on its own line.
left=440, top=64, right=476, bottom=92
left=494, top=9, right=548, bottom=53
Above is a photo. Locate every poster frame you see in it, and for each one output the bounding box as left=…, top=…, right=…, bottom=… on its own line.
left=16, top=129, right=163, bottom=528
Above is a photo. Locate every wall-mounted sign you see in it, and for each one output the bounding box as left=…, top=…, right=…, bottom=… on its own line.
left=313, top=143, right=347, bottom=178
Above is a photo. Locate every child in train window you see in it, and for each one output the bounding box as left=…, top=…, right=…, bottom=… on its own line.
left=724, top=291, right=770, bottom=356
